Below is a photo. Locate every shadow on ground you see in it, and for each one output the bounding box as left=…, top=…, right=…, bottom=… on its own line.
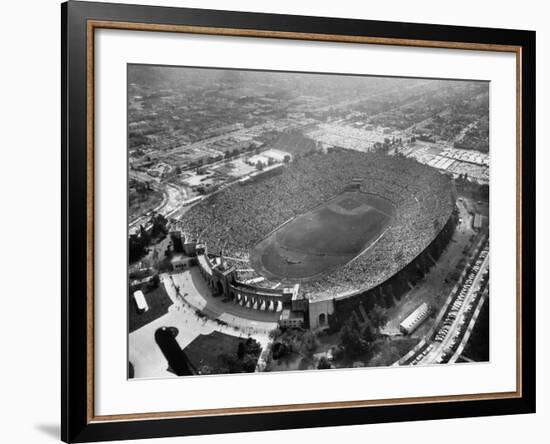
left=34, top=423, right=59, bottom=440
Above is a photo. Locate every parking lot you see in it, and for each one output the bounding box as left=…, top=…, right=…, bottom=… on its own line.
left=411, top=242, right=489, bottom=365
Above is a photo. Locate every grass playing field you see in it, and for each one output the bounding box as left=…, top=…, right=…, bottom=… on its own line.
left=184, top=331, right=261, bottom=373
left=250, top=191, right=395, bottom=282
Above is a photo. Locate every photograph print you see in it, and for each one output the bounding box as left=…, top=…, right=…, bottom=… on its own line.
left=127, top=65, right=490, bottom=379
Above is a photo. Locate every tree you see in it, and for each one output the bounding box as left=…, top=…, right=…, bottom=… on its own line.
left=217, top=353, right=241, bottom=373
left=150, top=248, right=159, bottom=267
left=298, top=330, right=320, bottom=356
left=478, top=184, right=489, bottom=200
left=139, top=224, right=150, bottom=245
left=198, top=365, right=214, bottom=375
left=241, top=355, right=257, bottom=372
left=255, top=160, right=264, bottom=171
left=362, top=324, right=375, bottom=343
left=340, top=318, right=371, bottom=357
left=129, top=235, right=147, bottom=264
left=148, top=274, right=160, bottom=290
left=150, top=213, right=168, bottom=239
left=283, top=155, right=291, bottom=163
left=317, top=356, right=331, bottom=370
left=382, top=291, right=394, bottom=308
left=243, top=337, right=262, bottom=357
left=271, top=342, right=290, bottom=360
left=237, top=342, right=245, bottom=360
left=369, top=304, right=388, bottom=330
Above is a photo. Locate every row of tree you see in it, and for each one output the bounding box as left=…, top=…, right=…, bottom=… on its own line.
left=198, top=337, right=262, bottom=374
left=129, top=213, right=169, bottom=264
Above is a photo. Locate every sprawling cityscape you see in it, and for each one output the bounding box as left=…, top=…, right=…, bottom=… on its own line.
left=127, top=65, right=489, bottom=378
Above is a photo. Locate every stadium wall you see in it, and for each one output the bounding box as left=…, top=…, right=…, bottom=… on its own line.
left=195, top=208, right=458, bottom=329
left=312, top=208, right=458, bottom=330
left=196, top=247, right=294, bottom=310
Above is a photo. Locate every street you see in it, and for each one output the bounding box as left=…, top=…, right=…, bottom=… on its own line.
left=413, top=245, right=489, bottom=365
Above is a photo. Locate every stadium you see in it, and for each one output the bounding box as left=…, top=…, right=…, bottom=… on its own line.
left=180, top=149, right=457, bottom=329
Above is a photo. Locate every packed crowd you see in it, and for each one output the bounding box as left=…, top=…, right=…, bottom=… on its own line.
left=180, top=149, right=455, bottom=299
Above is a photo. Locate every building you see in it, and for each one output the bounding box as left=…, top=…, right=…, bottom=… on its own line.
left=171, top=254, right=194, bottom=271
left=247, top=154, right=270, bottom=167
left=291, top=286, right=307, bottom=312
left=308, top=297, right=334, bottom=329
left=133, top=290, right=149, bottom=313
left=169, top=230, right=184, bottom=252
left=473, top=213, right=483, bottom=230
left=183, top=239, right=197, bottom=256
left=196, top=247, right=299, bottom=312
left=279, top=309, right=304, bottom=328
left=399, top=302, right=431, bottom=335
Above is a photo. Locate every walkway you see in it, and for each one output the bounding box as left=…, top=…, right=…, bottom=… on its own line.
left=129, top=270, right=277, bottom=379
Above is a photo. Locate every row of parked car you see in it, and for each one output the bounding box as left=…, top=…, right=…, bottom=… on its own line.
left=405, top=241, right=489, bottom=367
left=410, top=343, right=434, bottom=365
left=431, top=243, right=489, bottom=362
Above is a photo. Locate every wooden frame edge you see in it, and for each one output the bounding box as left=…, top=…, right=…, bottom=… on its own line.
left=89, top=19, right=521, bottom=53
left=90, top=391, right=520, bottom=423
left=83, top=17, right=526, bottom=426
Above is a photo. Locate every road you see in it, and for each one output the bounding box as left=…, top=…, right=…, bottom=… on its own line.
left=128, top=79, right=450, bottom=236
left=129, top=179, right=188, bottom=233
left=414, top=247, right=489, bottom=365
left=129, top=144, right=285, bottom=234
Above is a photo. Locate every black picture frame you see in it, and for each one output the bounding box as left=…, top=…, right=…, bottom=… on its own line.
left=61, top=1, right=536, bottom=442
